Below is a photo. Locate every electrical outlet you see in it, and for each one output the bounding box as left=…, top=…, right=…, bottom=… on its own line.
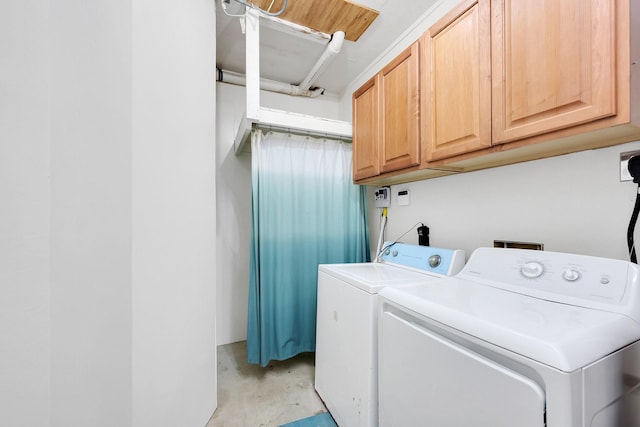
left=621, top=150, right=640, bottom=182
left=374, top=187, right=390, bottom=208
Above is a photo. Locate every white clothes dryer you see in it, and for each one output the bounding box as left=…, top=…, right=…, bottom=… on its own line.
left=315, top=242, right=465, bottom=427
left=378, top=247, right=640, bottom=427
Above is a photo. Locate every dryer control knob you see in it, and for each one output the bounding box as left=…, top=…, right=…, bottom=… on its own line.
left=521, top=262, right=544, bottom=278
left=563, top=268, right=581, bottom=282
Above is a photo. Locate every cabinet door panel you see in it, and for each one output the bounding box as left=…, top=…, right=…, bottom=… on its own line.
left=492, top=0, right=616, bottom=144
left=423, top=0, right=491, bottom=162
left=380, top=43, right=420, bottom=173
left=353, top=76, right=380, bottom=181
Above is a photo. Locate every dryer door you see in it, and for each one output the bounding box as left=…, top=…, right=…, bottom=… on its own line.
left=379, top=310, right=546, bottom=427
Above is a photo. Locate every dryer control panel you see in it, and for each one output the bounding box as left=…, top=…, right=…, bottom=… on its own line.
left=458, top=248, right=640, bottom=323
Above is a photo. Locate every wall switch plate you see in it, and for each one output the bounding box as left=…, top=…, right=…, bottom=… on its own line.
left=621, top=150, right=640, bottom=182
left=374, top=187, right=390, bottom=208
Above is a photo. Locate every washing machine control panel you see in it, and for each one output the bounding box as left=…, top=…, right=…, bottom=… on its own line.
left=379, top=242, right=465, bottom=276
left=458, top=248, right=640, bottom=321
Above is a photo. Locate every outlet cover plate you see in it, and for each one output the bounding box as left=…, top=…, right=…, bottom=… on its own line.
left=621, top=150, right=640, bottom=182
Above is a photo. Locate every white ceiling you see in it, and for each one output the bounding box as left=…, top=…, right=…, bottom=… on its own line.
left=216, top=0, right=438, bottom=97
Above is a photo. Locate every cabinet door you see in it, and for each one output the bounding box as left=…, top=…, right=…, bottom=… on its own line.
left=379, top=43, right=421, bottom=173
left=492, top=0, right=616, bottom=144
left=353, top=76, right=380, bottom=181
left=423, top=0, right=491, bottom=162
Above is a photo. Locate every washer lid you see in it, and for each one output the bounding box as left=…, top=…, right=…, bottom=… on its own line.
left=380, top=277, right=640, bottom=372
left=319, top=263, right=438, bottom=293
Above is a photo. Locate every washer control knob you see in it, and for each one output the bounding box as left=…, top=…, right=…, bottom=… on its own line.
left=392, top=250, right=398, bottom=257
left=428, top=254, right=441, bottom=268
left=521, top=262, right=544, bottom=278
left=383, top=248, right=390, bottom=256
left=563, top=268, right=581, bottom=282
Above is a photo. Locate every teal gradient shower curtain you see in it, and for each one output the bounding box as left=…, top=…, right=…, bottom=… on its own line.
left=247, top=130, right=370, bottom=366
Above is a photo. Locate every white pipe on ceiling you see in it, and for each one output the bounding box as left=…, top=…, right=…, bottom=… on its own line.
left=217, top=68, right=324, bottom=97
left=217, top=30, right=345, bottom=98
left=299, top=31, right=345, bottom=92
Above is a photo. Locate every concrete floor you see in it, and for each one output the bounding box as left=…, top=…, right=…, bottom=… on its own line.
left=207, top=341, right=328, bottom=427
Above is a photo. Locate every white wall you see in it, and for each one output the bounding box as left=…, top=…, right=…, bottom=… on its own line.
left=0, top=1, right=216, bottom=426
left=0, top=1, right=51, bottom=425
left=216, top=82, right=341, bottom=345
left=367, top=141, right=640, bottom=261
left=132, top=1, right=217, bottom=425
left=49, top=1, right=133, bottom=425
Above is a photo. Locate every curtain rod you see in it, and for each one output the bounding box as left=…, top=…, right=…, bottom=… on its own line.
left=253, top=123, right=352, bottom=143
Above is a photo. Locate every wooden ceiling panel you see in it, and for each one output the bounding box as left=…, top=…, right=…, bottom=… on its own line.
left=252, top=0, right=379, bottom=41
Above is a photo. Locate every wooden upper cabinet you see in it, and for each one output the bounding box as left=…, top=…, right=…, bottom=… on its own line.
left=353, top=76, right=380, bottom=181
left=379, top=42, right=421, bottom=173
left=422, top=0, right=491, bottom=162
left=352, top=42, right=421, bottom=181
left=352, top=0, right=637, bottom=185
left=491, top=0, right=616, bottom=144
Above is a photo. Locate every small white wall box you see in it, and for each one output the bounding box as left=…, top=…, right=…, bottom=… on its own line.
left=397, top=189, right=410, bottom=206
left=375, top=187, right=390, bottom=208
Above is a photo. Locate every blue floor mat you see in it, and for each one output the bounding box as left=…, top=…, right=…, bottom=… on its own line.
left=279, top=412, right=337, bottom=427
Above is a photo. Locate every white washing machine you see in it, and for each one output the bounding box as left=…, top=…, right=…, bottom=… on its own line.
left=315, top=242, right=465, bottom=427
left=378, top=247, right=640, bottom=427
